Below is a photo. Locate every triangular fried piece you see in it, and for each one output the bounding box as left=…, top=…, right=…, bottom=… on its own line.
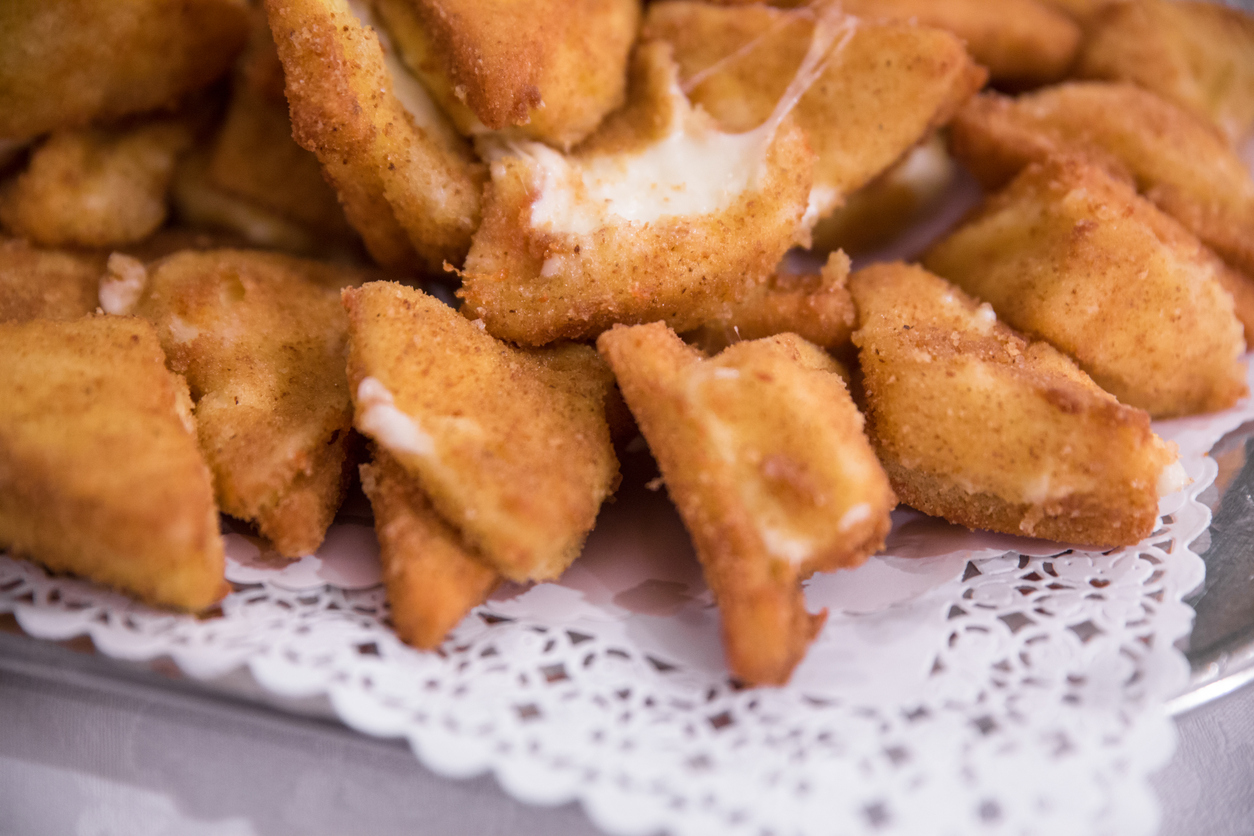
left=598, top=323, right=895, bottom=686
left=924, top=156, right=1246, bottom=417
left=372, top=0, right=639, bottom=148
left=850, top=262, right=1180, bottom=546
left=0, top=316, right=225, bottom=611
left=949, top=83, right=1254, bottom=281
left=265, top=0, right=484, bottom=271
left=643, top=2, right=985, bottom=207
left=360, top=448, right=499, bottom=650
left=125, top=249, right=369, bottom=557
left=459, top=41, right=815, bottom=345
left=344, top=281, right=619, bottom=582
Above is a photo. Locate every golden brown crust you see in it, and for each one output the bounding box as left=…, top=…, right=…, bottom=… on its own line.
left=343, top=281, right=619, bottom=582
left=360, top=449, right=500, bottom=650
left=684, top=251, right=855, bottom=351
left=264, top=0, right=484, bottom=271
left=460, top=43, right=815, bottom=345
left=0, top=239, right=104, bottom=323
left=0, top=316, right=225, bottom=611
left=0, top=0, right=249, bottom=141
left=598, top=323, right=894, bottom=685
left=839, top=0, right=1081, bottom=87
left=644, top=3, right=986, bottom=198
left=0, top=120, right=193, bottom=249
left=1076, top=0, right=1254, bottom=144
left=374, top=0, right=639, bottom=148
left=948, top=84, right=1254, bottom=281
left=924, top=156, right=1247, bottom=417
left=850, top=262, right=1177, bottom=547
left=134, top=250, right=368, bottom=557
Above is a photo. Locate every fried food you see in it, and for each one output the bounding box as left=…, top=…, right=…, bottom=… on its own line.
left=126, top=250, right=369, bottom=557
left=838, top=0, right=1081, bottom=87
left=683, top=251, right=855, bottom=352
left=598, top=323, right=895, bottom=685
left=359, top=448, right=500, bottom=650
left=643, top=2, right=984, bottom=215
left=206, top=11, right=358, bottom=242
left=344, top=281, right=619, bottom=582
left=924, top=157, right=1247, bottom=417
left=0, top=315, right=225, bottom=611
left=264, top=0, right=484, bottom=271
left=1036, top=0, right=1123, bottom=28
left=949, top=83, right=1254, bottom=283
left=0, top=119, right=193, bottom=248
left=0, top=0, right=249, bottom=142
left=459, top=41, right=815, bottom=345
left=372, top=0, right=639, bottom=149
left=809, top=134, right=955, bottom=255
left=0, top=238, right=104, bottom=323
left=850, top=261, right=1181, bottom=547
left=1076, top=0, right=1254, bottom=145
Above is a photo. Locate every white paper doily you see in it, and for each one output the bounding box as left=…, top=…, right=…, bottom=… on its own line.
left=3, top=360, right=1253, bottom=836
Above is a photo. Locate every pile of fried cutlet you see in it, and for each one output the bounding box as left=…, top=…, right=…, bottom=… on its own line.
left=2, top=0, right=1253, bottom=686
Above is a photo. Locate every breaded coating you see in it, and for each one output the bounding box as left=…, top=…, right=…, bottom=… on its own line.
left=265, top=0, right=484, bottom=271
left=1076, top=0, right=1254, bottom=145
left=643, top=2, right=984, bottom=210
left=0, top=239, right=104, bottom=323
left=360, top=449, right=499, bottom=650
left=372, top=0, right=639, bottom=149
left=344, top=282, right=619, bottom=582
left=924, top=158, right=1247, bottom=417
left=129, top=250, right=368, bottom=557
left=0, top=120, right=193, bottom=249
left=684, top=251, right=855, bottom=352
left=0, top=316, right=225, bottom=611
left=1037, top=0, right=1123, bottom=28
left=460, top=42, right=815, bottom=345
left=839, top=0, right=1081, bottom=87
left=810, top=134, right=955, bottom=255
left=949, top=84, right=1254, bottom=284
left=598, top=323, right=895, bottom=685
left=0, top=0, right=249, bottom=141
left=850, top=262, right=1180, bottom=547
left=207, top=12, right=358, bottom=242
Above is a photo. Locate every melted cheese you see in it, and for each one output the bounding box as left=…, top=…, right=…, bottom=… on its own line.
left=98, top=253, right=148, bottom=316
left=356, top=377, right=434, bottom=457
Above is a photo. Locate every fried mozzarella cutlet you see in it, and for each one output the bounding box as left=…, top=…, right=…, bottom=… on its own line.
left=459, top=41, right=815, bottom=345
left=924, top=157, right=1247, bottom=417
left=359, top=448, right=499, bottom=650
left=264, top=0, right=484, bottom=271
left=0, top=0, right=249, bottom=143
left=851, top=262, right=1182, bottom=547
left=838, top=0, right=1081, bottom=88
left=683, top=251, right=855, bottom=353
left=0, top=316, right=226, bottom=611
left=949, top=83, right=1254, bottom=285
left=119, top=250, right=369, bottom=558
left=0, top=239, right=104, bottom=323
left=598, top=323, right=895, bottom=686
left=0, top=119, right=193, bottom=249
left=344, top=281, right=620, bottom=582
left=1076, top=0, right=1254, bottom=145
left=371, top=0, right=640, bottom=149
left=643, top=1, right=984, bottom=225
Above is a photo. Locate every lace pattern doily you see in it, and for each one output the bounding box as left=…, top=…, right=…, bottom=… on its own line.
left=3, top=363, right=1253, bottom=836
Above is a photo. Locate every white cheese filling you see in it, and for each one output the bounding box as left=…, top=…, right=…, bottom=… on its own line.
left=356, top=377, right=434, bottom=457
left=98, top=253, right=148, bottom=316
